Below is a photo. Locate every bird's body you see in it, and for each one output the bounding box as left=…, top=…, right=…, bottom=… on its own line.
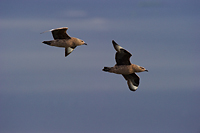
left=43, top=37, right=82, bottom=48
left=102, top=40, right=148, bottom=91
left=41, top=27, right=87, bottom=57
left=103, top=64, right=142, bottom=75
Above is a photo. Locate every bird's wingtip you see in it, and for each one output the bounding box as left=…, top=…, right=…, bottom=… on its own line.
left=112, top=40, right=123, bottom=52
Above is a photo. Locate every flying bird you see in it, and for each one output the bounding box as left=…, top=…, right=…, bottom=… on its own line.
left=41, top=27, right=87, bottom=57
left=102, top=40, right=148, bottom=91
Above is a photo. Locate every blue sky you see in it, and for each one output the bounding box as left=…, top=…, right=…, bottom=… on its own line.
left=0, top=0, right=200, bottom=132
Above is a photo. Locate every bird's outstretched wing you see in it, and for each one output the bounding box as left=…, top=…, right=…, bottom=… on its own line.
left=51, top=27, right=71, bottom=40
left=112, top=40, right=132, bottom=65
left=41, top=27, right=71, bottom=40
left=122, top=73, right=140, bottom=91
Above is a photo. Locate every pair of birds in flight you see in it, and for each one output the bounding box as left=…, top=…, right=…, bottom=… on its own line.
left=41, top=27, right=148, bottom=91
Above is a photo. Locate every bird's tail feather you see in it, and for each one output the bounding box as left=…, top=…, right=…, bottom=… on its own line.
left=42, top=41, right=51, bottom=45
left=102, top=67, right=111, bottom=72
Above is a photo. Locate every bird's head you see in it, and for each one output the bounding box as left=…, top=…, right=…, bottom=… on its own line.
left=136, top=65, right=148, bottom=72
left=76, top=38, right=87, bottom=46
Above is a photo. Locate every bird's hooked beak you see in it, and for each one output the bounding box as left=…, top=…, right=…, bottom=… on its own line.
left=83, top=43, right=87, bottom=45
left=145, top=70, right=148, bottom=72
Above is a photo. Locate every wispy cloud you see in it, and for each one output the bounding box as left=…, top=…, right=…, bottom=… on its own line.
left=60, top=10, right=88, bottom=17
left=1, top=14, right=198, bottom=33
left=0, top=17, right=110, bottom=32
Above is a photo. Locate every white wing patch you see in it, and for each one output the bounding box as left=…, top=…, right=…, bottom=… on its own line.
left=127, top=80, right=138, bottom=91
left=65, top=47, right=75, bottom=57
left=114, top=44, right=123, bottom=52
